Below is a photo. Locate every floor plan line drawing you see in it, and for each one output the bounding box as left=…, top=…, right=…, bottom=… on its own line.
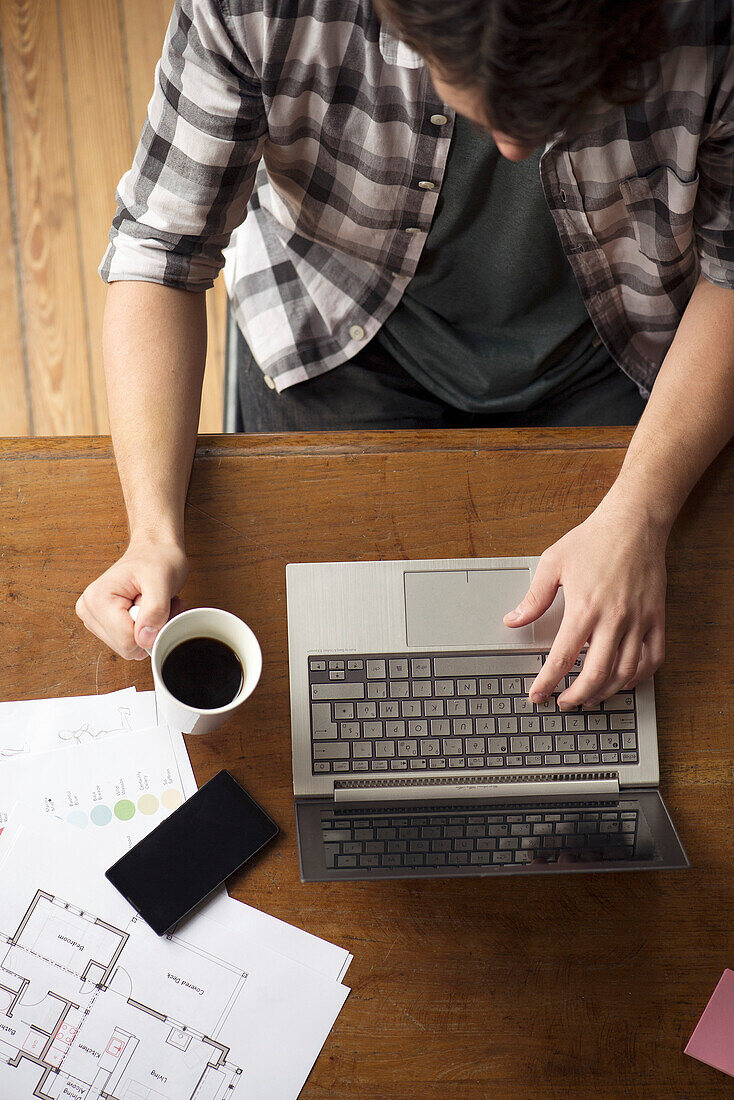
left=0, top=889, right=245, bottom=1099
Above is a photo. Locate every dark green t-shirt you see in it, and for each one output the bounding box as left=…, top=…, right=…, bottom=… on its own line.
left=376, top=116, right=624, bottom=413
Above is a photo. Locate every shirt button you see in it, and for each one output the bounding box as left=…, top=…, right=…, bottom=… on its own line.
left=430, top=113, right=448, bottom=126
left=417, top=180, right=435, bottom=190
left=349, top=324, right=366, bottom=341
left=264, top=375, right=276, bottom=390
left=405, top=227, right=422, bottom=234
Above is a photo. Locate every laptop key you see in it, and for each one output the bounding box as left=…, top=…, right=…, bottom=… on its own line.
left=313, top=682, right=363, bottom=700
left=367, top=660, right=386, bottom=678
left=435, top=655, right=542, bottom=676
left=411, top=658, right=432, bottom=678
left=398, top=740, right=418, bottom=757
left=604, top=693, right=635, bottom=711
left=442, top=738, right=463, bottom=755
left=390, top=759, right=408, bottom=769
left=336, top=856, right=357, bottom=868
left=367, top=682, right=387, bottom=699
left=410, top=758, right=428, bottom=768
left=356, top=701, right=377, bottom=719
left=510, top=736, right=530, bottom=754
left=447, top=698, right=467, bottom=716
left=469, top=698, right=489, bottom=715
left=375, top=741, right=396, bottom=757
left=429, top=758, right=447, bottom=768
left=610, top=714, right=636, bottom=730
left=314, top=742, right=350, bottom=759
left=353, top=742, right=373, bottom=758
left=467, top=756, right=485, bottom=768
left=521, top=716, right=540, bottom=733
left=425, top=700, right=445, bottom=716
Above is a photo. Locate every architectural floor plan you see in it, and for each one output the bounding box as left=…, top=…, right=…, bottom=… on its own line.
left=0, top=890, right=244, bottom=1100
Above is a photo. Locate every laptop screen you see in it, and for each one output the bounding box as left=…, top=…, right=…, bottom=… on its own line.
left=295, top=789, right=688, bottom=881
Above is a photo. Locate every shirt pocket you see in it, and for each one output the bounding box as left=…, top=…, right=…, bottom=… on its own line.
left=619, top=165, right=699, bottom=264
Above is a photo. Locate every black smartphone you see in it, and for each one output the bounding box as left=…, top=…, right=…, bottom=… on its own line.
left=105, top=770, right=279, bottom=935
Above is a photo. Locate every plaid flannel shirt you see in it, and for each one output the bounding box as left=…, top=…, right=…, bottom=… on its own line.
left=100, top=0, right=734, bottom=397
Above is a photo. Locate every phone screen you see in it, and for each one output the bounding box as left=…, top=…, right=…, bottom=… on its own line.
left=105, top=770, right=278, bottom=934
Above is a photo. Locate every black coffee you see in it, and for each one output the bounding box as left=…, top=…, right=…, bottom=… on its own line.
left=161, top=637, right=243, bottom=710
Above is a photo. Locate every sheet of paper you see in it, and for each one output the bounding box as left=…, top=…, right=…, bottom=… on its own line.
left=0, top=724, right=196, bottom=855
left=205, top=892, right=352, bottom=984
left=0, top=818, right=349, bottom=1099
left=685, top=969, right=734, bottom=1077
left=0, top=687, right=157, bottom=758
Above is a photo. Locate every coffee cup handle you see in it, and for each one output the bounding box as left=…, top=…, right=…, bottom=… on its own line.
left=128, top=604, right=153, bottom=657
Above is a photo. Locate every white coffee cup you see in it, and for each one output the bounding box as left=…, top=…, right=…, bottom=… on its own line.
left=129, top=605, right=262, bottom=736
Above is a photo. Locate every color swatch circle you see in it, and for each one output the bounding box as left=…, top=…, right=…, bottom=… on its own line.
left=161, top=788, right=183, bottom=811
left=114, top=800, right=135, bottom=821
left=67, top=810, right=88, bottom=829
left=137, top=794, right=159, bottom=816
left=90, top=805, right=112, bottom=827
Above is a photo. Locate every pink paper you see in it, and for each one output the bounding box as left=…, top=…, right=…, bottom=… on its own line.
left=685, top=969, right=734, bottom=1077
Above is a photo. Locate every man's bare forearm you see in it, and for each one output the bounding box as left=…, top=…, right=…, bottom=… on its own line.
left=102, top=281, right=207, bottom=547
left=604, top=275, right=734, bottom=533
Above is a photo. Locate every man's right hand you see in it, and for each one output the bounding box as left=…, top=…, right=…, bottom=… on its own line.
left=75, top=538, right=189, bottom=660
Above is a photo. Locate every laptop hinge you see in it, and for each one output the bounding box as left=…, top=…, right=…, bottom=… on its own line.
left=333, top=771, right=620, bottom=803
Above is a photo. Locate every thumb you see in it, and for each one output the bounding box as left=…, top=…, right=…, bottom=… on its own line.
left=503, top=557, right=560, bottom=627
left=135, top=589, right=174, bottom=648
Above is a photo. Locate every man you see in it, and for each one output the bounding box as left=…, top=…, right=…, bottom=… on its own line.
left=77, top=0, right=734, bottom=713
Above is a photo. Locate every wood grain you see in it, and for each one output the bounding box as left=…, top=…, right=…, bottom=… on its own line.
left=1, top=428, right=732, bottom=1098
left=0, top=0, right=95, bottom=435
left=0, top=33, right=29, bottom=437
left=59, top=0, right=133, bottom=435
left=120, top=0, right=226, bottom=435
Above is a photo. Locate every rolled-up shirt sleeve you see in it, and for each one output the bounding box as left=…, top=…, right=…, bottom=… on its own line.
left=695, top=50, right=734, bottom=289
left=100, top=0, right=266, bottom=291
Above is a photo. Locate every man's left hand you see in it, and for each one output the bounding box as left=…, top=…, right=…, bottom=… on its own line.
left=503, top=499, right=668, bottom=709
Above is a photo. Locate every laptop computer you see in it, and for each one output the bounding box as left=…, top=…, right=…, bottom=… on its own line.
left=286, top=557, right=689, bottom=881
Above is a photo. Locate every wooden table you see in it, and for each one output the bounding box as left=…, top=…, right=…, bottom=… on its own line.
left=1, top=430, right=732, bottom=1099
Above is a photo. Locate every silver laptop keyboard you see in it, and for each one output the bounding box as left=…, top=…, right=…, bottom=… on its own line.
left=320, top=805, right=640, bottom=871
left=309, top=651, right=639, bottom=776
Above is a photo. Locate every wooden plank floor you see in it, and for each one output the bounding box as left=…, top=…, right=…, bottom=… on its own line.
left=0, top=0, right=227, bottom=437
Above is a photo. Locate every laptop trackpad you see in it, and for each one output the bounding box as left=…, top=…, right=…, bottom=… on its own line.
left=404, top=568, right=534, bottom=647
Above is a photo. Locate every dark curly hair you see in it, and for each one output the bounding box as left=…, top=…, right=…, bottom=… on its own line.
left=375, top=0, right=667, bottom=143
